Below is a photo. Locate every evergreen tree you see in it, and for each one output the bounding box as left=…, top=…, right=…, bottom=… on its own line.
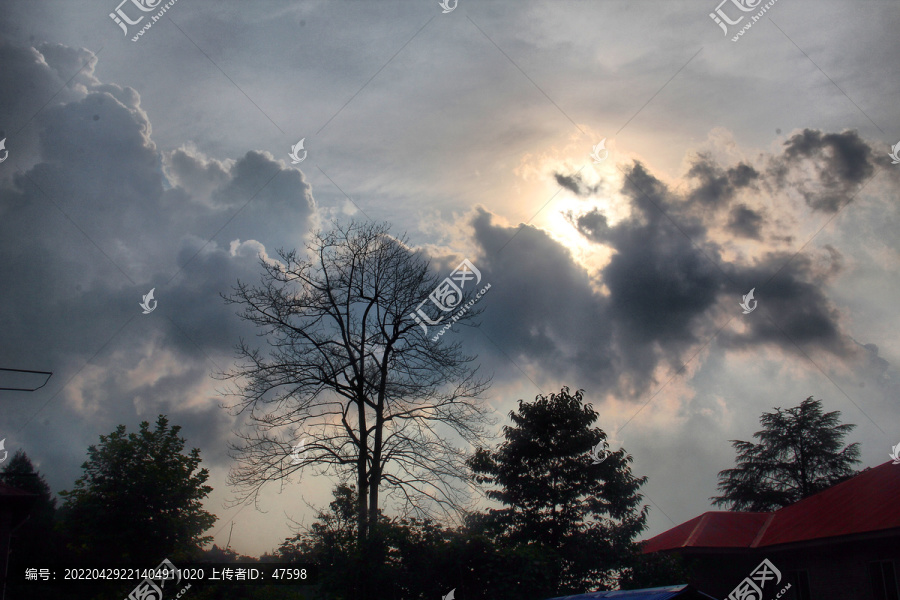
left=1, top=449, right=59, bottom=558
left=468, top=386, right=649, bottom=596
left=711, top=396, right=860, bottom=511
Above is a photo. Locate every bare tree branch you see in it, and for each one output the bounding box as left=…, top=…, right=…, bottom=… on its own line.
left=217, top=220, right=494, bottom=541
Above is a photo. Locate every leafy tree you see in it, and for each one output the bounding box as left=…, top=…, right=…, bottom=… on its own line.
left=468, top=386, right=649, bottom=596
left=277, top=482, right=612, bottom=600
left=274, top=485, right=497, bottom=600
left=58, top=415, right=217, bottom=565
left=276, top=484, right=362, bottom=599
left=222, top=219, right=492, bottom=589
left=711, top=396, right=860, bottom=511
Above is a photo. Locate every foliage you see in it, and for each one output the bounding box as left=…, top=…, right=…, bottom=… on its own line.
left=467, top=386, right=649, bottom=596
left=58, top=415, right=217, bottom=565
left=711, top=396, right=861, bottom=511
left=271, top=486, right=492, bottom=599
left=1, top=449, right=59, bottom=557
left=618, top=550, right=692, bottom=590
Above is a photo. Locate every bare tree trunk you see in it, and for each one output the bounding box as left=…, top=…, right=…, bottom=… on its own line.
left=369, top=368, right=386, bottom=531
left=357, top=397, right=370, bottom=600
left=368, top=421, right=382, bottom=530
left=357, top=398, right=368, bottom=544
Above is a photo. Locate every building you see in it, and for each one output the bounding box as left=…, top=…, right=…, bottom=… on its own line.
left=641, top=461, right=900, bottom=600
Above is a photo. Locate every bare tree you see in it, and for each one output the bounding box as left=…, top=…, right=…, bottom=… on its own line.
left=220, top=220, right=492, bottom=548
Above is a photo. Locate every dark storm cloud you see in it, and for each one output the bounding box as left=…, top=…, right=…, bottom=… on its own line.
left=468, top=208, right=618, bottom=391
left=471, top=139, right=881, bottom=400
left=769, top=129, right=877, bottom=212
left=0, top=41, right=317, bottom=473
left=727, top=204, right=764, bottom=239
left=568, top=207, right=610, bottom=240
left=594, top=162, right=857, bottom=362
left=591, top=163, right=722, bottom=346
left=573, top=163, right=728, bottom=393
left=0, top=41, right=105, bottom=165
left=554, top=172, right=598, bottom=197
left=468, top=158, right=730, bottom=400
left=169, top=147, right=315, bottom=251
left=686, top=154, right=760, bottom=207
left=718, top=249, right=848, bottom=354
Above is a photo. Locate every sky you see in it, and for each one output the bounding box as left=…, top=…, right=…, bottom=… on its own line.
left=1, top=0, right=899, bottom=559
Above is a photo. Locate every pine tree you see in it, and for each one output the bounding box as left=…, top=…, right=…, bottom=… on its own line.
left=1, top=450, right=60, bottom=562
left=711, top=396, right=860, bottom=511
left=468, top=386, right=648, bottom=595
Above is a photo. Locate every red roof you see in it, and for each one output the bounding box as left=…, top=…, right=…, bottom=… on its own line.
left=642, top=512, right=772, bottom=553
left=643, top=462, right=900, bottom=553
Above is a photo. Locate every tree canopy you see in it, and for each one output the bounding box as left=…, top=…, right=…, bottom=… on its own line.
left=1, top=450, right=59, bottom=560
left=468, top=386, right=649, bottom=594
left=58, top=415, right=216, bottom=565
left=711, top=396, right=860, bottom=511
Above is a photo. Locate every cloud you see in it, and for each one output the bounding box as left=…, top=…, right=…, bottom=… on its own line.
left=686, top=154, right=760, bottom=208
left=554, top=172, right=599, bottom=197
left=468, top=129, right=890, bottom=401
left=727, top=204, right=765, bottom=239
left=769, top=129, right=877, bottom=212
left=0, top=40, right=318, bottom=474
left=468, top=208, right=618, bottom=390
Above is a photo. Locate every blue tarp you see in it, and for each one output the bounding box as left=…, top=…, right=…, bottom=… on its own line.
left=545, top=584, right=718, bottom=600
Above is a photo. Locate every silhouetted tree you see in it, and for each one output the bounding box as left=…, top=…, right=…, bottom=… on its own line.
left=1, top=450, right=64, bottom=600
left=275, top=484, right=367, bottom=600
left=618, top=550, right=692, bottom=590
left=1, top=450, right=59, bottom=562
left=275, top=481, right=614, bottom=600
left=58, top=415, right=216, bottom=565
left=275, top=484, right=361, bottom=599
left=711, top=396, right=860, bottom=511
left=468, top=386, right=649, bottom=596
left=222, top=220, right=492, bottom=599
